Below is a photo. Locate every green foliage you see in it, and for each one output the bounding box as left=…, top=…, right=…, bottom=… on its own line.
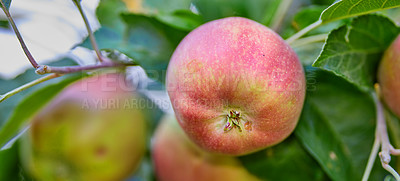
left=0, top=20, right=8, bottom=28
left=320, top=0, right=400, bottom=23
left=0, top=73, right=84, bottom=150
left=297, top=68, right=388, bottom=180
left=313, top=15, right=400, bottom=92
left=240, top=136, right=328, bottom=180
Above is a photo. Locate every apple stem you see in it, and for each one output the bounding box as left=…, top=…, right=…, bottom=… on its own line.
left=0, top=0, right=39, bottom=68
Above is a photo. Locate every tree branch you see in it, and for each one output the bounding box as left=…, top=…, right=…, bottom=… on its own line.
left=72, top=0, right=109, bottom=63
left=35, top=62, right=137, bottom=75
left=0, top=0, right=39, bottom=68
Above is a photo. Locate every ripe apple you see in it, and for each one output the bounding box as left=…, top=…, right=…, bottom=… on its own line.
left=152, top=115, right=260, bottom=181
left=378, top=35, right=400, bottom=117
left=20, top=73, right=147, bottom=181
left=166, top=17, right=306, bottom=155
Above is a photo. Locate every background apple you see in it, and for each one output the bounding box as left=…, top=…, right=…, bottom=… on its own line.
left=166, top=17, right=306, bottom=155
left=19, top=72, right=147, bottom=181
left=152, top=115, right=260, bottom=181
left=378, top=35, right=400, bottom=117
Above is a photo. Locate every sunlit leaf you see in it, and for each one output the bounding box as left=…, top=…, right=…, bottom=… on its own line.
left=320, top=0, right=400, bottom=23
left=313, top=15, right=400, bottom=92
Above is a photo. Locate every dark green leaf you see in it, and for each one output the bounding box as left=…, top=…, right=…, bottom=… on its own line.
left=296, top=100, right=355, bottom=180
left=297, top=67, right=388, bottom=180
left=0, top=74, right=84, bottom=150
left=0, top=20, right=8, bottom=28
left=320, top=0, right=400, bottom=23
left=311, top=0, right=336, bottom=5
left=0, top=0, right=11, bottom=10
left=239, top=136, right=328, bottom=181
left=313, top=15, right=400, bottom=92
left=192, top=0, right=281, bottom=25
left=155, top=10, right=204, bottom=31
left=0, top=144, right=18, bottom=180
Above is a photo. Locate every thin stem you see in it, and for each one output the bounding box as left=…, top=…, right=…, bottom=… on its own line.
left=290, top=34, right=328, bottom=47
left=373, top=85, right=400, bottom=181
left=361, top=137, right=380, bottom=181
left=286, top=20, right=323, bottom=45
left=0, top=74, right=60, bottom=103
left=270, top=0, right=292, bottom=32
left=0, top=0, right=39, bottom=68
left=35, top=62, right=137, bottom=75
left=72, top=0, right=106, bottom=63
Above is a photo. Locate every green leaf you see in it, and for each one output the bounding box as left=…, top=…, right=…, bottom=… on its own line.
left=0, top=144, right=18, bottom=180
left=155, top=10, right=204, bottom=31
left=0, top=74, right=84, bottom=150
left=143, top=0, right=191, bottom=13
left=239, top=136, right=328, bottom=181
left=320, top=0, right=400, bottom=23
left=0, top=0, right=12, bottom=10
left=0, top=58, right=77, bottom=126
left=192, top=0, right=281, bottom=25
left=297, top=67, right=388, bottom=180
left=296, top=100, right=355, bottom=180
left=0, top=20, right=8, bottom=28
left=313, top=15, right=400, bottom=92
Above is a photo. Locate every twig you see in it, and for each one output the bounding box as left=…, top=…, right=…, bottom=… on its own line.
left=373, top=85, right=400, bottom=181
left=270, top=0, right=293, bottom=32
left=35, top=62, right=137, bottom=75
left=72, top=0, right=108, bottom=63
left=361, top=137, right=380, bottom=181
left=286, top=20, right=323, bottom=45
left=0, top=74, right=60, bottom=103
left=0, top=0, right=39, bottom=68
left=290, top=34, right=328, bottom=47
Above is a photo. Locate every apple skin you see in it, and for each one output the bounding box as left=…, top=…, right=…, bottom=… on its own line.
left=152, top=115, right=260, bottom=181
left=166, top=17, right=306, bottom=155
left=20, top=73, right=146, bottom=181
left=378, top=35, right=400, bottom=117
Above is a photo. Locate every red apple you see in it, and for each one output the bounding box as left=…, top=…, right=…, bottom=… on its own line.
left=166, top=17, right=306, bottom=155
left=378, top=35, right=400, bottom=117
left=20, top=73, right=147, bottom=181
left=153, top=115, right=260, bottom=181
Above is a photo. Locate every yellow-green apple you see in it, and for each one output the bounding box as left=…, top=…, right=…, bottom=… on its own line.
left=20, top=73, right=146, bottom=181
left=152, top=115, right=260, bottom=181
left=166, top=17, right=306, bottom=155
left=378, top=35, right=400, bottom=117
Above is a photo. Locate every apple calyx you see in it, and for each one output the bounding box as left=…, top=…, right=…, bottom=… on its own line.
left=224, top=110, right=249, bottom=132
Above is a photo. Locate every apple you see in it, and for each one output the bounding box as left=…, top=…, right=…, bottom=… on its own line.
left=20, top=73, right=147, bottom=181
left=166, top=17, right=306, bottom=155
left=152, top=115, right=260, bottom=181
left=378, top=35, right=400, bottom=117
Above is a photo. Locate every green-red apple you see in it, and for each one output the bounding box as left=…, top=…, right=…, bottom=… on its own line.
left=378, top=35, right=400, bottom=117
left=166, top=17, right=306, bottom=155
left=152, top=115, right=260, bottom=181
left=20, top=73, right=146, bottom=181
